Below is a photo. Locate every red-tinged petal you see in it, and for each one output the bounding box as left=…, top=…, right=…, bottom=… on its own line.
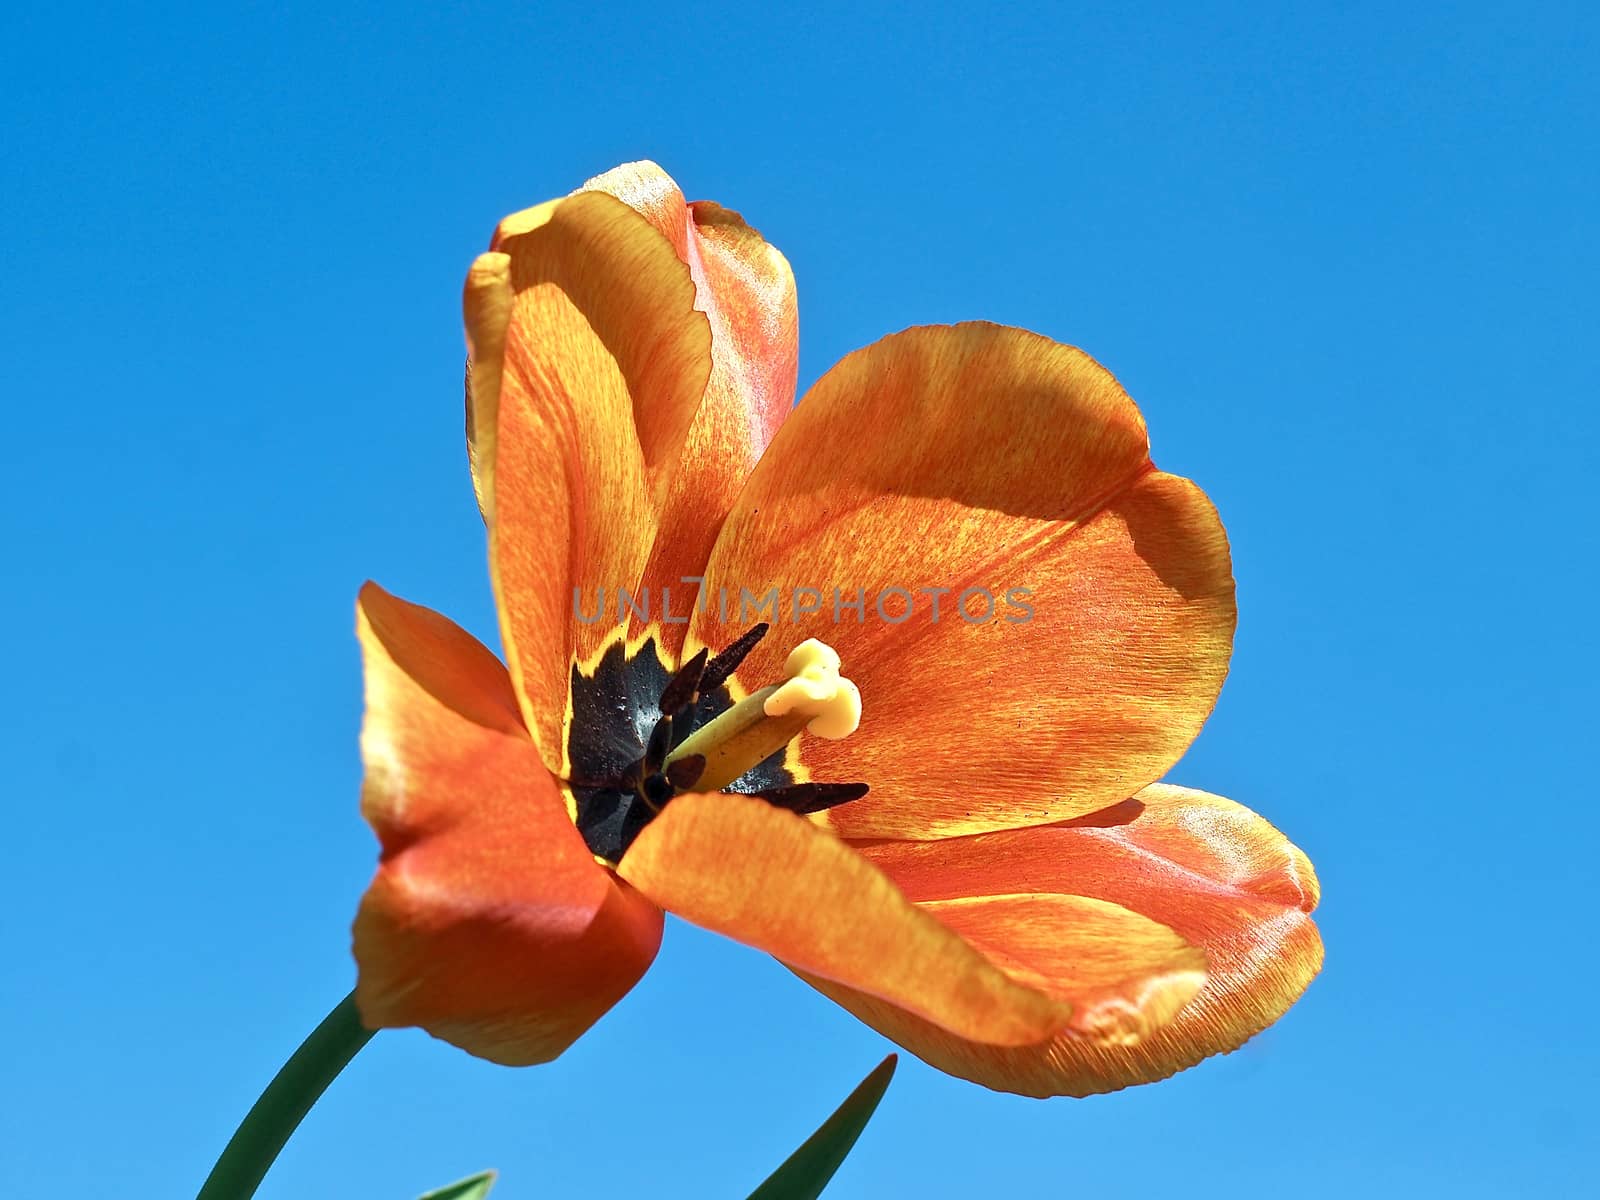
left=575, top=163, right=799, bottom=644
left=353, top=582, right=662, bottom=1066
left=572, top=167, right=796, bottom=459
left=485, top=190, right=713, bottom=762
left=915, top=896, right=1206, bottom=1046
left=838, top=783, right=1322, bottom=1096
left=691, top=323, right=1235, bottom=839
left=616, top=791, right=1075, bottom=1047
left=685, top=198, right=798, bottom=456
left=475, top=164, right=798, bottom=626
left=799, top=890, right=1205, bottom=1076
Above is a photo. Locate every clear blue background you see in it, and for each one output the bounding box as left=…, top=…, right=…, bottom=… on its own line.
left=4, top=2, right=1596, bottom=1196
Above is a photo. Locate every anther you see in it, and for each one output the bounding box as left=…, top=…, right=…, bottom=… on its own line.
left=664, top=753, right=706, bottom=791
left=701, top=622, right=771, bottom=694
left=643, top=714, right=674, bottom=774
left=641, top=772, right=673, bottom=809
left=752, top=781, right=870, bottom=815
left=658, top=647, right=708, bottom=716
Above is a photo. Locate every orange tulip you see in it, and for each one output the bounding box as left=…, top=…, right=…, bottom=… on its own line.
left=352, top=162, right=1322, bottom=1096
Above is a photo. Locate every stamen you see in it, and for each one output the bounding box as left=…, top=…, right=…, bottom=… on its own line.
left=664, top=754, right=706, bottom=791
left=641, top=772, right=673, bottom=809
left=658, top=647, right=708, bottom=716
left=701, top=622, right=771, bottom=693
left=752, top=782, right=870, bottom=815
left=643, top=714, right=673, bottom=774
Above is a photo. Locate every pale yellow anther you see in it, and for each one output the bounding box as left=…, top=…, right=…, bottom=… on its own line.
left=663, top=636, right=861, bottom=793
left=762, top=639, right=862, bottom=740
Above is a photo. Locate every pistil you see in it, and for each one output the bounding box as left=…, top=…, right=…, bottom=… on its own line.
left=664, top=638, right=861, bottom=792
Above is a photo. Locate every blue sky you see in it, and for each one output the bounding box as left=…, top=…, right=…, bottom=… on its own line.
left=4, top=2, right=1596, bottom=1196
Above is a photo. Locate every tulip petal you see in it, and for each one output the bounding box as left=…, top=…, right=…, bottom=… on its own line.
left=353, top=582, right=662, bottom=1066
left=619, top=790, right=1205, bottom=1051
left=908, top=894, right=1206, bottom=1045
left=829, top=783, right=1322, bottom=1096
left=463, top=248, right=516, bottom=524
left=470, top=164, right=798, bottom=653
left=484, top=189, right=713, bottom=762
left=572, top=163, right=800, bottom=646
left=692, top=323, right=1235, bottom=839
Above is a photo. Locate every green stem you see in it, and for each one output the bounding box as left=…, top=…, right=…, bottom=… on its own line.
left=197, top=990, right=375, bottom=1200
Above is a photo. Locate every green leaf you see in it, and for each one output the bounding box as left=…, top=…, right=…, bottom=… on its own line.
left=744, top=1054, right=898, bottom=1200
left=417, top=1170, right=496, bottom=1200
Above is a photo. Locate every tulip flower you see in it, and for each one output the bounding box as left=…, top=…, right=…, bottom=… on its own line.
left=352, top=161, right=1321, bottom=1097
